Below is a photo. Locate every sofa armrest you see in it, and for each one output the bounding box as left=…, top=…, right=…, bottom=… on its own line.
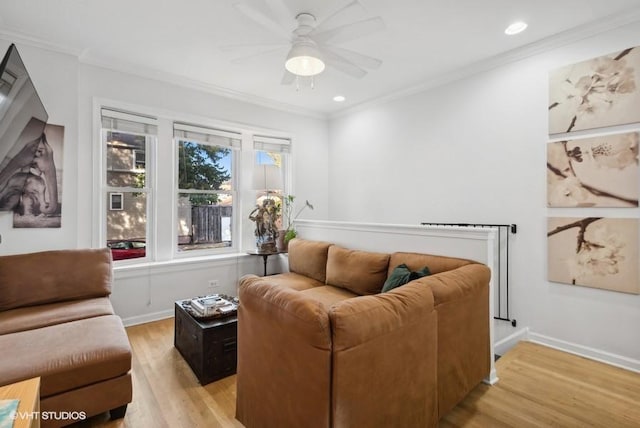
left=236, top=276, right=332, bottom=428
left=328, top=282, right=438, bottom=428
left=423, top=263, right=490, bottom=306
left=238, top=275, right=332, bottom=346
left=419, top=263, right=491, bottom=416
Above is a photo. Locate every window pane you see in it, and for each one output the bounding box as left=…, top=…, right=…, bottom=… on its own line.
left=0, top=70, right=16, bottom=98
left=255, top=150, right=286, bottom=228
left=109, top=192, right=123, bottom=210
left=177, top=193, right=233, bottom=251
left=255, top=150, right=282, bottom=168
left=106, top=192, right=147, bottom=261
left=106, top=131, right=146, bottom=187
left=178, top=140, right=232, bottom=191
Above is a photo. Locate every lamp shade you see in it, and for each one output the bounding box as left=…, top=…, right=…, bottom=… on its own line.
left=253, top=164, right=283, bottom=191
left=285, top=40, right=325, bottom=77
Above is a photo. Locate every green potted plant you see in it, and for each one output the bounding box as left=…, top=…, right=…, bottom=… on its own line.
left=281, top=195, right=314, bottom=248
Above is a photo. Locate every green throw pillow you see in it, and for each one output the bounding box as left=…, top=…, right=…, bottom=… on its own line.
left=381, top=264, right=411, bottom=292
left=409, top=266, right=431, bottom=281
left=381, top=264, right=431, bottom=293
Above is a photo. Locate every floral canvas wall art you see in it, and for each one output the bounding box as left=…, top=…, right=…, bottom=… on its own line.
left=547, top=132, right=639, bottom=207
left=547, top=217, right=639, bottom=294
left=549, top=46, right=640, bottom=134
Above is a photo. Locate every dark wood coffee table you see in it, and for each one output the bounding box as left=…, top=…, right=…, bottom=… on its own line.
left=174, top=300, right=237, bottom=385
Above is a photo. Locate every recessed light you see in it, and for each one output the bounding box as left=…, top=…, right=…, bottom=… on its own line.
left=505, top=21, right=527, bottom=35
left=333, top=95, right=346, bottom=102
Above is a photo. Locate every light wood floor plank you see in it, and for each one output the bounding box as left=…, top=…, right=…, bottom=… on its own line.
left=73, top=319, right=640, bottom=427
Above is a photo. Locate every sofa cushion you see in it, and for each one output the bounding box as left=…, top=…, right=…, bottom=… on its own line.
left=247, top=272, right=324, bottom=291
left=388, top=252, right=473, bottom=276
left=326, top=246, right=390, bottom=295
left=0, top=315, right=131, bottom=398
left=382, top=263, right=431, bottom=293
left=0, top=297, right=115, bottom=335
left=288, top=239, right=333, bottom=283
left=0, top=248, right=113, bottom=311
left=299, top=286, right=358, bottom=310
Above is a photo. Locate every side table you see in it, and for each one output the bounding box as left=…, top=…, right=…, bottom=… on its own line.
left=246, top=249, right=285, bottom=276
left=0, top=377, right=40, bottom=428
left=174, top=300, right=237, bottom=385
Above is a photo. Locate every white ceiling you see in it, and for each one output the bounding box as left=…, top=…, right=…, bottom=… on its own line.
left=2, top=0, right=640, bottom=116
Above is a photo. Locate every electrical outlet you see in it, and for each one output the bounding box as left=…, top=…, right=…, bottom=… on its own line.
left=208, top=280, right=219, bottom=289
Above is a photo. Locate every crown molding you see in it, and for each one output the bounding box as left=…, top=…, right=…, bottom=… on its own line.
left=330, top=8, right=640, bottom=120
left=0, top=28, right=84, bottom=57
left=79, top=55, right=327, bottom=120
left=0, top=27, right=327, bottom=121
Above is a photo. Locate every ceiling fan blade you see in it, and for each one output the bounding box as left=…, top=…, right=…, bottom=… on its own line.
left=230, top=47, right=288, bottom=65
left=312, top=17, right=385, bottom=44
left=315, top=0, right=365, bottom=33
left=281, top=70, right=296, bottom=85
left=322, top=49, right=367, bottom=79
left=265, top=0, right=295, bottom=30
left=234, top=2, right=291, bottom=40
left=220, top=42, right=289, bottom=52
left=321, top=46, right=381, bottom=70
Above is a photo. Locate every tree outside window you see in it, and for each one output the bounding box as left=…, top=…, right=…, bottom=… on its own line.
left=177, top=140, right=234, bottom=251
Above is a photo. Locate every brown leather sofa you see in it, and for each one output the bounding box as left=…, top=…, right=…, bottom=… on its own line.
left=237, top=238, right=491, bottom=428
left=0, top=248, right=132, bottom=427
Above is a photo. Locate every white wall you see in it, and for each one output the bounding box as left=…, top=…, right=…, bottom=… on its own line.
left=328, top=22, right=640, bottom=368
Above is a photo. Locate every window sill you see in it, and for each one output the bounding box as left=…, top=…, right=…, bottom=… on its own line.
left=113, top=252, right=251, bottom=279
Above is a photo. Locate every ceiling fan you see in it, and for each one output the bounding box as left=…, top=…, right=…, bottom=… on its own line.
left=224, top=0, right=385, bottom=86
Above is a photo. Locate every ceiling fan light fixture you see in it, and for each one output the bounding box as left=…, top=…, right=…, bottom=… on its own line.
left=505, top=21, right=528, bottom=35
left=285, top=40, right=325, bottom=76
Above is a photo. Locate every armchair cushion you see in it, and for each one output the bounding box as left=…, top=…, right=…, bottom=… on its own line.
left=0, top=248, right=113, bottom=311
left=0, top=297, right=114, bottom=335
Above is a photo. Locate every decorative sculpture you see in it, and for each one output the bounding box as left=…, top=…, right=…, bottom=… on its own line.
left=249, top=198, right=279, bottom=252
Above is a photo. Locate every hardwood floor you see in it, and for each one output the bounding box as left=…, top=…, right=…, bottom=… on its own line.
left=441, top=342, right=640, bottom=428
left=78, top=318, right=640, bottom=427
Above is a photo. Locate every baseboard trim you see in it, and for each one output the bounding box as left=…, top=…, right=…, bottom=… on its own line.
left=122, top=310, right=174, bottom=327
left=528, top=333, right=640, bottom=374
left=494, top=327, right=530, bottom=357
left=483, top=368, right=499, bottom=385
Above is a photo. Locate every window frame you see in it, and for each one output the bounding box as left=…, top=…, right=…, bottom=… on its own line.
left=173, top=123, right=241, bottom=257
left=132, top=149, right=146, bottom=170
left=99, top=108, right=157, bottom=264
left=252, top=135, right=292, bottom=229
left=109, top=192, right=124, bottom=211
left=94, top=100, right=294, bottom=266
